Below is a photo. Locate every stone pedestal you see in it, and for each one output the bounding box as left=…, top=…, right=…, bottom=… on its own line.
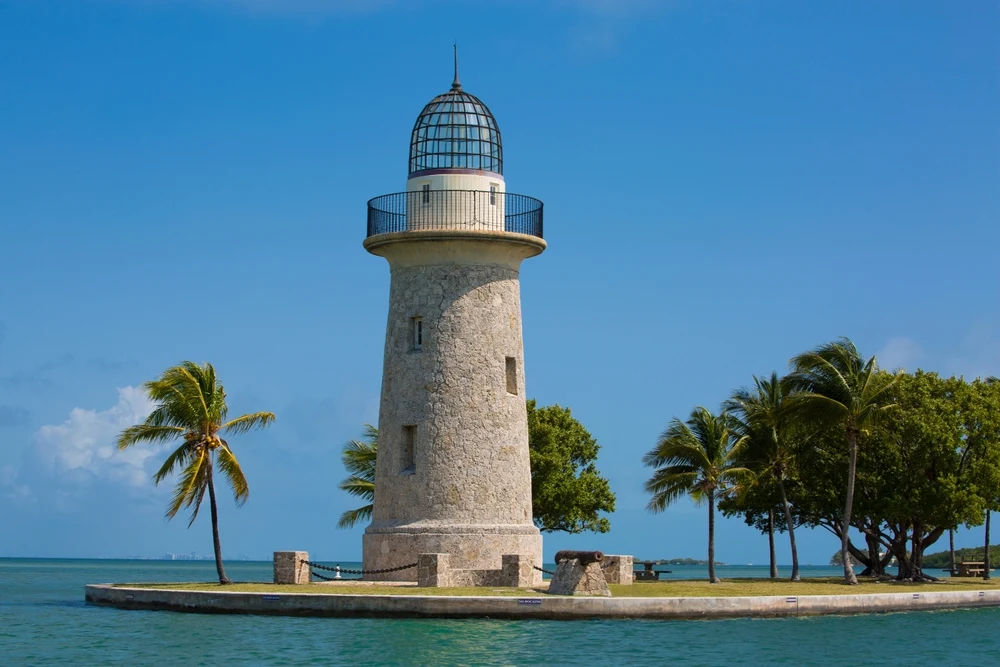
left=417, top=553, right=451, bottom=587
left=602, top=555, right=634, bottom=585
left=273, top=551, right=310, bottom=585
left=501, top=554, right=535, bottom=588
left=547, top=558, right=611, bottom=597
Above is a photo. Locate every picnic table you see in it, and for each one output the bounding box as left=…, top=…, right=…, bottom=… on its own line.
left=954, top=561, right=989, bottom=577
left=633, top=560, right=673, bottom=581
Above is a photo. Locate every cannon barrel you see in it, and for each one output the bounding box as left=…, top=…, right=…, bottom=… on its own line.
left=554, top=550, right=604, bottom=565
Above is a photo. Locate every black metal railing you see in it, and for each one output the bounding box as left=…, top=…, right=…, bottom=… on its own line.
left=366, top=190, right=543, bottom=239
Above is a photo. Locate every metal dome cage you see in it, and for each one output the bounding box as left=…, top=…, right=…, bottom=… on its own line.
left=409, top=88, right=503, bottom=176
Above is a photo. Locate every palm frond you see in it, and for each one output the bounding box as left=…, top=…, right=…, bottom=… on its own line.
left=338, top=474, right=375, bottom=500
left=337, top=504, right=373, bottom=529
left=166, top=448, right=209, bottom=520
left=222, top=411, right=276, bottom=435
left=643, top=417, right=710, bottom=469
left=645, top=469, right=700, bottom=512
left=217, top=444, right=249, bottom=506
left=166, top=363, right=212, bottom=424
left=117, top=424, right=185, bottom=450
left=784, top=391, right=849, bottom=425
left=153, top=441, right=194, bottom=485
left=341, top=425, right=378, bottom=479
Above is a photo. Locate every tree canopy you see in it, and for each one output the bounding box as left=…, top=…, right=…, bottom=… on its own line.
left=668, top=337, right=1000, bottom=583
left=527, top=399, right=616, bottom=533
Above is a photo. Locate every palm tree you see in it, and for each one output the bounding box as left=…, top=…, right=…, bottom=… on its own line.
left=784, top=338, right=900, bottom=585
left=725, top=372, right=802, bottom=581
left=643, top=407, right=753, bottom=583
left=337, top=424, right=378, bottom=529
left=117, top=361, right=274, bottom=584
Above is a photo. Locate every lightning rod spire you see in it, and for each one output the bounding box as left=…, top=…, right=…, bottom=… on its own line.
left=452, top=43, right=461, bottom=90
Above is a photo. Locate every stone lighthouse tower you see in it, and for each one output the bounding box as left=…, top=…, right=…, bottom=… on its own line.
left=362, top=54, right=545, bottom=581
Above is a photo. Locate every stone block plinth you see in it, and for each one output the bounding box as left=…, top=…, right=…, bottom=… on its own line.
left=273, top=551, right=310, bottom=585
left=501, top=554, right=536, bottom=587
left=602, top=555, right=634, bottom=585
left=417, top=553, right=452, bottom=587
left=546, top=558, right=611, bottom=597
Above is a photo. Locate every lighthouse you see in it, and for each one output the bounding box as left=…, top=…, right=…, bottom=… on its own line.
left=362, top=52, right=545, bottom=581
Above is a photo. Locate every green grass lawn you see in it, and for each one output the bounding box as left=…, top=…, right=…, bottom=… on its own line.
left=113, top=577, right=1000, bottom=598
left=115, top=582, right=543, bottom=597
left=610, top=577, right=1000, bottom=598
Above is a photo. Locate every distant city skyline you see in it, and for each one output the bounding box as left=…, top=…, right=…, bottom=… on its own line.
left=1, top=0, right=997, bottom=564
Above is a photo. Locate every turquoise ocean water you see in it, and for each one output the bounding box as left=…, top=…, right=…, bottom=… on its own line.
left=2, top=558, right=998, bottom=666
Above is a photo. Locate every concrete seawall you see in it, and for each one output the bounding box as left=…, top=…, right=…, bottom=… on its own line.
left=85, top=585, right=1000, bottom=621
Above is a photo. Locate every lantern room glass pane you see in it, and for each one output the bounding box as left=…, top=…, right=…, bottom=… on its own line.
left=409, top=89, right=503, bottom=175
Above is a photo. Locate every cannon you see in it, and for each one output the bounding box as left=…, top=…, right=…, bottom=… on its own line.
left=554, top=550, right=604, bottom=565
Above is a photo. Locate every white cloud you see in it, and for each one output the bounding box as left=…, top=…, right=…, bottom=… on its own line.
left=876, top=337, right=923, bottom=372
left=33, top=387, right=159, bottom=489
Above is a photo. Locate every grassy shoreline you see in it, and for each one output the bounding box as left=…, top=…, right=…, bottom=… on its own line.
left=112, top=577, right=1000, bottom=598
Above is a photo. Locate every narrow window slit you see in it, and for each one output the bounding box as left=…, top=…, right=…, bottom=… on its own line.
left=411, top=317, right=423, bottom=351
left=505, top=357, right=517, bottom=395
left=401, top=425, right=416, bottom=474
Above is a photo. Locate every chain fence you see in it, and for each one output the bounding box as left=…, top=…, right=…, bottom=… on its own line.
left=303, top=560, right=419, bottom=582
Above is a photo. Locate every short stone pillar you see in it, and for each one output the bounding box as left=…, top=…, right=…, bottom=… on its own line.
left=500, top=554, right=536, bottom=587
left=417, top=553, right=452, bottom=587
left=602, top=555, right=634, bottom=585
left=547, top=558, right=611, bottom=597
left=273, top=551, right=310, bottom=584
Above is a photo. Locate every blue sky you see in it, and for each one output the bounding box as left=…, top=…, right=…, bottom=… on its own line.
left=1, top=0, right=997, bottom=564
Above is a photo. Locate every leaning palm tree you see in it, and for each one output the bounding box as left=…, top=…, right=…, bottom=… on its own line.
left=117, top=361, right=274, bottom=584
left=643, top=407, right=753, bottom=583
left=783, top=338, right=900, bottom=585
left=725, top=372, right=802, bottom=581
left=337, top=424, right=378, bottom=529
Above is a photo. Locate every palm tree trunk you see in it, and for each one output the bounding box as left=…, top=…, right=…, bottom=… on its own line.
left=841, top=428, right=859, bottom=585
left=985, top=510, right=992, bottom=581
left=206, top=462, right=232, bottom=585
left=777, top=477, right=800, bottom=581
left=949, top=529, right=956, bottom=576
left=708, top=490, right=719, bottom=583
left=768, top=510, right=778, bottom=579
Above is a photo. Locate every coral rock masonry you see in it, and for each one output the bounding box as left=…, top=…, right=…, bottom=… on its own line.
left=361, top=67, right=546, bottom=584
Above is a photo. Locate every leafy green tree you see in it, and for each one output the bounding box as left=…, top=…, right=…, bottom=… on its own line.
left=725, top=372, right=802, bottom=581
left=337, top=424, right=378, bottom=529
left=784, top=338, right=900, bottom=585
left=643, top=407, right=753, bottom=583
left=335, top=402, right=616, bottom=534
left=117, top=361, right=274, bottom=584
left=788, top=371, right=991, bottom=581
left=966, top=377, right=1000, bottom=580
left=830, top=549, right=868, bottom=567
left=872, top=372, right=982, bottom=580
left=526, top=399, right=616, bottom=533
